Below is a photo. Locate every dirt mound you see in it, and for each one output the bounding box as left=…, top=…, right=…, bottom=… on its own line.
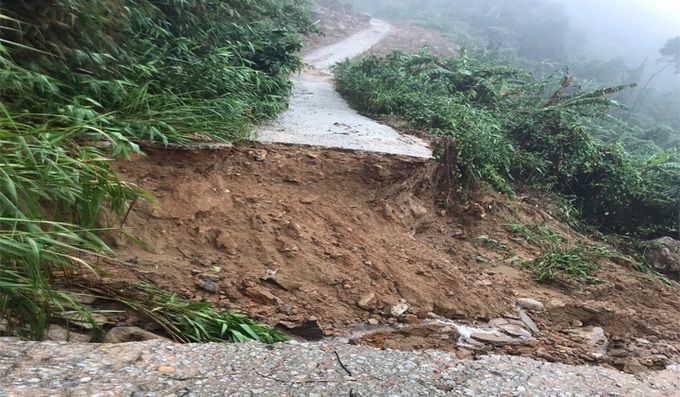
left=304, top=2, right=371, bottom=51
left=101, top=143, right=680, bottom=373
left=363, top=21, right=460, bottom=57
left=107, top=145, right=510, bottom=325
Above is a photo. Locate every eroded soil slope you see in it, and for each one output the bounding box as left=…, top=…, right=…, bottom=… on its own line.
left=103, top=144, right=680, bottom=372
left=107, top=145, right=509, bottom=324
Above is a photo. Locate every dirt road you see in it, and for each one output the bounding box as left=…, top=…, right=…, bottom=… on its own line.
left=257, top=19, right=433, bottom=158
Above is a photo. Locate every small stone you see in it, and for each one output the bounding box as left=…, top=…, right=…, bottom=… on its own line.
left=243, top=286, right=282, bottom=306
left=568, top=326, right=608, bottom=358
left=283, top=176, right=302, bottom=184
left=535, top=349, right=556, bottom=362
left=249, top=149, right=268, bottom=162
left=278, top=305, right=293, bottom=315
left=357, top=293, right=376, bottom=310
left=200, top=274, right=222, bottom=283
left=390, top=299, right=409, bottom=317
left=498, top=323, right=531, bottom=338
left=645, top=237, right=680, bottom=273
left=44, top=324, right=91, bottom=342
left=489, top=318, right=511, bottom=327
left=261, top=276, right=302, bottom=292
left=157, top=366, right=175, bottom=373
left=547, top=299, right=565, bottom=308
left=277, top=318, right=324, bottom=341
left=452, top=229, right=466, bottom=239
left=367, top=318, right=380, bottom=325
left=105, top=326, right=169, bottom=343
left=284, top=221, right=302, bottom=239
left=196, top=279, right=219, bottom=293
left=470, top=332, right=528, bottom=346
left=402, top=314, right=420, bottom=324
left=516, top=298, right=544, bottom=312
left=518, top=310, right=540, bottom=334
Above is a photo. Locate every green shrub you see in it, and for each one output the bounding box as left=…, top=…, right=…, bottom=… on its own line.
left=1, top=0, right=317, bottom=143
left=0, top=0, right=315, bottom=341
left=334, top=49, right=679, bottom=236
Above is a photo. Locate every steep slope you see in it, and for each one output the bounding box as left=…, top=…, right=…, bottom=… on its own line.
left=102, top=144, right=680, bottom=371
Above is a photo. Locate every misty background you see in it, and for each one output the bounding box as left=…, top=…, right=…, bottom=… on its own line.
left=559, top=0, right=679, bottom=88
left=340, top=0, right=680, bottom=152
left=344, top=0, right=679, bottom=85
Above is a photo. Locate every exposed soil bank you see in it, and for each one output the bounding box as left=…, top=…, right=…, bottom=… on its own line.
left=102, top=144, right=680, bottom=372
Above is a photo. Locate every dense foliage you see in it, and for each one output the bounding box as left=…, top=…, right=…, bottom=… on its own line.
left=1, top=0, right=316, bottom=143
left=345, top=0, right=680, bottom=165
left=334, top=49, right=680, bottom=237
left=0, top=0, right=315, bottom=340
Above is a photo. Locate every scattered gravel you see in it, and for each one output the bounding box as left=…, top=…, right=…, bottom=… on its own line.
left=1, top=338, right=679, bottom=396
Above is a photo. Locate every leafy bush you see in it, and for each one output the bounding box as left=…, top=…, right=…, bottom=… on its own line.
left=90, top=282, right=287, bottom=344
left=1, top=0, right=317, bottom=143
left=0, top=106, right=145, bottom=339
left=334, top=49, right=679, bottom=236
left=522, top=250, right=602, bottom=284
left=0, top=0, right=315, bottom=341
left=334, top=49, right=522, bottom=194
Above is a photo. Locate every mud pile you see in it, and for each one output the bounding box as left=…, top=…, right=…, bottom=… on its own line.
left=96, top=144, right=680, bottom=373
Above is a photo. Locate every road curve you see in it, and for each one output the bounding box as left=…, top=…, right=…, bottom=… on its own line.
left=257, top=19, right=433, bottom=159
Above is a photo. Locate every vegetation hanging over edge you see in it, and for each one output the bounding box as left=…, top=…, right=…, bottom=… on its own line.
left=0, top=0, right=317, bottom=341
left=333, top=48, right=680, bottom=238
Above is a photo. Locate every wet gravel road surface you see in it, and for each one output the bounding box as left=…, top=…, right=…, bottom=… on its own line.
left=2, top=338, right=680, bottom=396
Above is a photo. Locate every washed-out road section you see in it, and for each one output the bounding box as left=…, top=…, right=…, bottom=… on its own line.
left=257, top=19, right=433, bottom=159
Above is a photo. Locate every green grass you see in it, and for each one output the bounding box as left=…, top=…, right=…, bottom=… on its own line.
left=474, top=235, right=509, bottom=251
left=86, top=282, right=287, bottom=344
left=521, top=250, right=603, bottom=284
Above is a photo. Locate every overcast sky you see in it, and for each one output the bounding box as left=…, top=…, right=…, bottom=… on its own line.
left=558, top=0, right=679, bottom=63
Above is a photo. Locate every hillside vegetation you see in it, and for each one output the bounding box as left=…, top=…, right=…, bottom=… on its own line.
left=334, top=50, right=680, bottom=237
left=336, top=0, right=680, bottom=238
left=0, top=0, right=315, bottom=340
